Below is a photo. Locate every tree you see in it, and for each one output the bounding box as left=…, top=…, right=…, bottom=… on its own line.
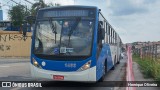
left=31, top=0, right=61, bottom=16
left=8, top=5, right=30, bottom=27
left=132, top=45, right=135, bottom=50
left=31, top=0, right=47, bottom=16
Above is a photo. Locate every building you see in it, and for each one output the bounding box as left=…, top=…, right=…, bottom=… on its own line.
left=0, top=21, right=11, bottom=30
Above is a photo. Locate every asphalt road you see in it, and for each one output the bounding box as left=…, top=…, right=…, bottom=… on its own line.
left=0, top=57, right=127, bottom=90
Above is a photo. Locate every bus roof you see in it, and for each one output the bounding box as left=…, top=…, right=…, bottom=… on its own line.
left=39, top=5, right=98, bottom=11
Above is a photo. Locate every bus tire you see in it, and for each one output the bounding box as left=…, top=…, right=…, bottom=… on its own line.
left=117, top=55, right=121, bottom=64
left=111, top=57, right=116, bottom=70
left=117, top=59, right=120, bottom=64
left=99, top=60, right=107, bottom=82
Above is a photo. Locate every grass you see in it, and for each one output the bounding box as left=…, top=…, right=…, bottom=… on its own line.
left=133, top=54, right=160, bottom=82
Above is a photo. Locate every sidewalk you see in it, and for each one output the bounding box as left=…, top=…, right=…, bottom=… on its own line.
left=132, top=61, right=160, bottom=90
left=0, top=58, right=29, bottom=64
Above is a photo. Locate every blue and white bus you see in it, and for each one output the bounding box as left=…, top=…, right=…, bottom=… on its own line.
left=28, top=6, right=122, bottom=82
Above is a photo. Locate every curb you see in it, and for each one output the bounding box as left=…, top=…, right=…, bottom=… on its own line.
left=126, top=46, right=136, bottom=90
left=0, top=58, right=30, bottom=64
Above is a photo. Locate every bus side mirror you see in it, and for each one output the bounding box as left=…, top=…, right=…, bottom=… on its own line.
left=98, top=27, right=105, bottom=44
left=100, top=28, right=105, bottom=40
left=98, top=21, right=105, bottom=40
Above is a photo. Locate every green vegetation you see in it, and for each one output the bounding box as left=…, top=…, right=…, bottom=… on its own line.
left=31, top=0, right=48, bottom=16
left=133, top=54, right=160, bottom=81
left=8, top=5, right=30, bottom=27
left=8, top=0, right=59, bottom=28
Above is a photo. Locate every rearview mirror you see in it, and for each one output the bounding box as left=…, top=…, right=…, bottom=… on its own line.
left=98, top=21, right=105, bottom=40
left=101, top=28, right=105, bottom=40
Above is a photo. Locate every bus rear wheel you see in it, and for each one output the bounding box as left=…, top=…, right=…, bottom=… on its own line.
left=111, top=57, right=116, bottom=70
left=117, top=55, right=121, bottom=64
left=117, top=59, right=120, bottom=64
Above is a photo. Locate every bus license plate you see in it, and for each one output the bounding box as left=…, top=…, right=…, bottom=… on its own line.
left=53, top=75, right=64, bottom=80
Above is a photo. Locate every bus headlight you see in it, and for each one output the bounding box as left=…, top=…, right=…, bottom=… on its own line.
left=32, top=58, right=42, bottom=69
left=78, top=60, right=91, bottom=71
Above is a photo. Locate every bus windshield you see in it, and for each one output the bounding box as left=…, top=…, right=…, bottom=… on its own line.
left=34, top=17, right=94, bottom=56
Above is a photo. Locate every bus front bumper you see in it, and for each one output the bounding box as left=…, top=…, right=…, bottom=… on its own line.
left=30, top=64, right=96, bottom=81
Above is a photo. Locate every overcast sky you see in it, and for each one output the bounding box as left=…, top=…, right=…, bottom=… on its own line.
left=1, top=0, right=160, bottom=43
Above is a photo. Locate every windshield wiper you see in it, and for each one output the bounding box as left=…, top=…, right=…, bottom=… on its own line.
left=49, top=18, right=57, bottom=44
left=68, top=17, right=81, bottom=46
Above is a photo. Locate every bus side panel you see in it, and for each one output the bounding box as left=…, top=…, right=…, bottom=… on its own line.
left=116, top=37, right=119, bottom=61
left=110, top=45, right=118, bottom=66
left=106, top=44, right=114, bottom=70
left=96, top=44, right=114, bottom=81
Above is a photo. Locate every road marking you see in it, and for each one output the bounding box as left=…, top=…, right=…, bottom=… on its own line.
left=11, top=87, right=22, bottom=90
left=0, top=63, right=29, bottom=67
left=0, top=66, right=10, bottom=67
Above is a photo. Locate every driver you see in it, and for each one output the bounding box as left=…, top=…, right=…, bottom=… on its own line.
left=62, top=21, right=70, bottom=36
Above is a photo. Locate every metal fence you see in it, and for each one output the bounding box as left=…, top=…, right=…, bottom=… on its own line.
left=133, top=44, right=160, bottom=61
